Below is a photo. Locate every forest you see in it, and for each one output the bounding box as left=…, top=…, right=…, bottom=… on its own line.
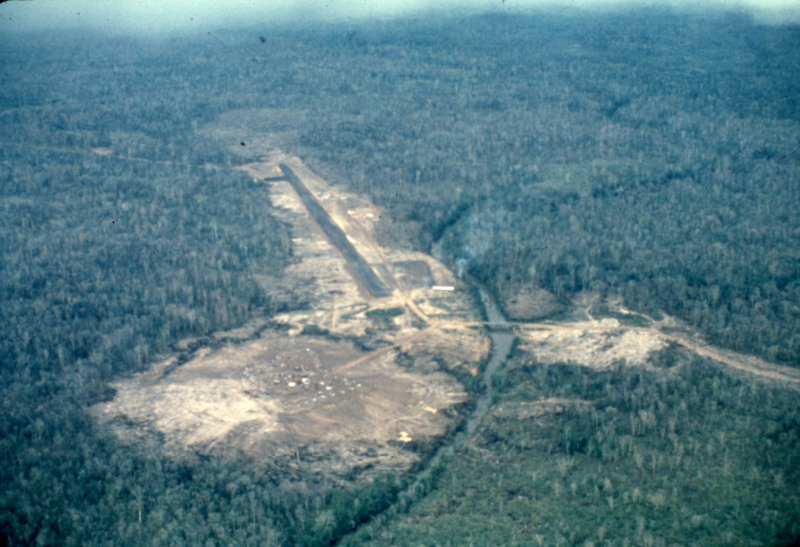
left=1, top=7, right=799, bottom=546
left=343, top=347, right=800, bottom=546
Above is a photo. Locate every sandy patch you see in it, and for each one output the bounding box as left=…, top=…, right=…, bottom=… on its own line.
left=517, top=324, right=667, bottom=370
left=93, top=330, right=470, bottom=481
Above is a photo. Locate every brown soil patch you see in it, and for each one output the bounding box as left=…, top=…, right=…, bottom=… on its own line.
left=93, top=151, right=488, bottom=483
left=393, top=260, right=434, bottom=289
left=399, top=325, right=491, bottom=373
left=517, top=321, right=667, bottom=370
left=504, top=286, right=565, bottom=321
left=86, top=132, right=800, bottom=495
left=93, top=331, right=468, bottom=482
left=515, top=302, right=800, bottom=386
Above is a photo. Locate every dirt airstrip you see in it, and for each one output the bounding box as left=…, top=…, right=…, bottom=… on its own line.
left=93, top=152, right=489, bottom=483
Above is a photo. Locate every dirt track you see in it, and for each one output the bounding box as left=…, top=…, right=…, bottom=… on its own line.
left=423, top=315, right=800, bottom=386
left=243, top=156, right=800, bottom=414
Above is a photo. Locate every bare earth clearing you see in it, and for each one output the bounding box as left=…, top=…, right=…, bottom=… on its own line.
left=511, top=301, right=800, bottom=386
left=91, top=128, right=799, bottom=486
left=93, top=152, right=488, bottom=484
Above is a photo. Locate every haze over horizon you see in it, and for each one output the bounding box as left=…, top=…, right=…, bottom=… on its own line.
left=1, top=0, right=799, bottom=37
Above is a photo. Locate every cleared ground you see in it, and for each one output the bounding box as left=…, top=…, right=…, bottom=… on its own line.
left=93, top=152, right=488, bottom=483
left=512, top=293, right=800, bottom=386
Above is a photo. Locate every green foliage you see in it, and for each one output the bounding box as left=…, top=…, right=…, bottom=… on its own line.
left=300, top=324, right=332, bottom=336
left=2, top=10, right=800, bottom=546
left=0, top=31, right=302, bottom=547
left=0, top=149, right=288, bottom=380
left=343, top=353, right=800, bottom=546
left=590, top=303, right=653, bottom=328
left=365, top=307, right=405, bottom=320
left=491, top=369, right=509, bottom=393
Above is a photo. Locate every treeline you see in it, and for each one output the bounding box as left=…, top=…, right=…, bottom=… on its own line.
left=0, top=27, right=421, bottom=546
left=1, top=397, right=400, bottom=547
left=9, top=14, right=797, bottom=368
left=0, top=33, right=298, bottom=545
left=0, top=140, right=300, bottom=546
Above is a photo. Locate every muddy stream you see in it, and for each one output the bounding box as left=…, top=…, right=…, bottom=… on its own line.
left=387, top=279, right=516, bottom=510
left=467, top=281, right=516, bottom=435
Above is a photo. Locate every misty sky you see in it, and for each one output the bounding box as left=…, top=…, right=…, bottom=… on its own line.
left=1, top=0, right=799, bottom=36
